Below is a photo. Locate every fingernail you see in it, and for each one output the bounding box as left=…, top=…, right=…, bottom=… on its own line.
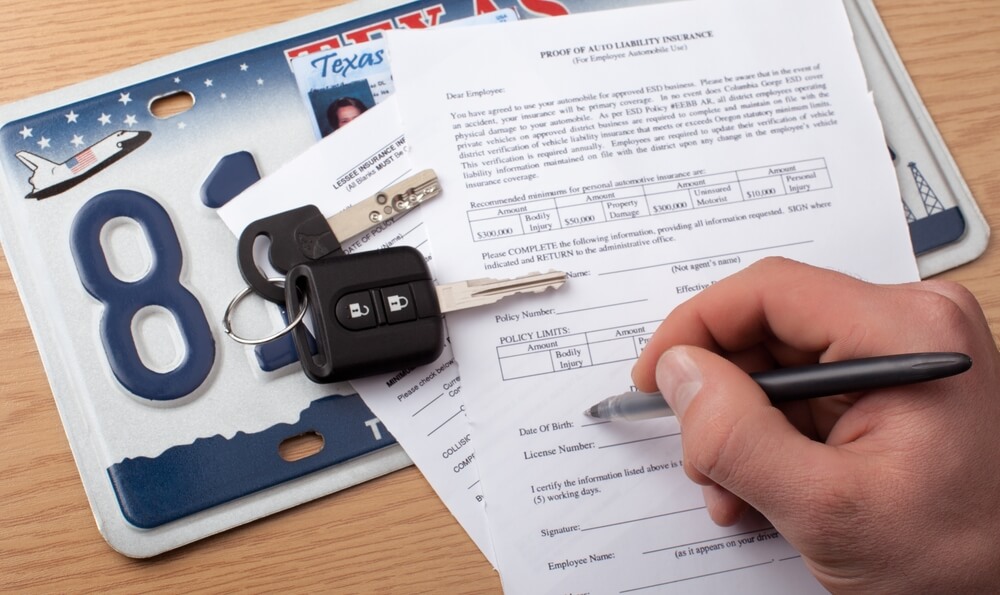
left=656, top=348, right=703, bottom=419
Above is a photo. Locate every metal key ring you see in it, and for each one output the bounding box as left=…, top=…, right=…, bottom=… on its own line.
left=222, top=277, right=308, bottom=345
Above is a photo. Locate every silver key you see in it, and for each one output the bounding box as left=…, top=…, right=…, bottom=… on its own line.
left=238, top=169, right=440, bottom=303
left=328, top=169, right=440, bottom=241
left=435, top=271, right=567, bottom=313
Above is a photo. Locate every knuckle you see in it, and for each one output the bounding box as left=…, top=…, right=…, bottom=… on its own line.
left=750, top=255, right=795, bottom=274
left=920, top=279, right=977, bottom=308
left=909, top=286, right=973, bottom=336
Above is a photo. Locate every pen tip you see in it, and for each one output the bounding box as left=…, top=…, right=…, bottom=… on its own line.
left=583, top=405, right=598, bottom=418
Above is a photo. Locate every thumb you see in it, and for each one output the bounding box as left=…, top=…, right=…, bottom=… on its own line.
left=657, top=346, right=844, bottom=525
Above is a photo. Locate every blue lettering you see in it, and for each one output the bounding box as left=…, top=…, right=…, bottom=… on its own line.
left=310, top=49, right=385, bottom=79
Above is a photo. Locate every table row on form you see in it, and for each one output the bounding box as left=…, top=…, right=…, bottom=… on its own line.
left=469, top=158, right=831, bottom=241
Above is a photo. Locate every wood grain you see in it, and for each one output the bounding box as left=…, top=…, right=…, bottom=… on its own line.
left=1, top=0, right=997, bottom=591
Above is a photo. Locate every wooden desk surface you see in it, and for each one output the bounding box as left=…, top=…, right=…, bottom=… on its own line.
left=2, top=0, right=997, bottom=591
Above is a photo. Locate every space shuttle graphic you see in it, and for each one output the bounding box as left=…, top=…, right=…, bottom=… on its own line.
left=15, top=129, right=151, bottom=199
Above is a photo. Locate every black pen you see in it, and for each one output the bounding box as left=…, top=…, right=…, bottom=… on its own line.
left=584, top=352, right=972, bottom=421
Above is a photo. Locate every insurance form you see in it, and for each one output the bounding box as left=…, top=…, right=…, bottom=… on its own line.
left=387, top=0, right=919, bottom=591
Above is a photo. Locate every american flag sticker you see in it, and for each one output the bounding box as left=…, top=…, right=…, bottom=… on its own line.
left=66, top=148, right=97, bottom=173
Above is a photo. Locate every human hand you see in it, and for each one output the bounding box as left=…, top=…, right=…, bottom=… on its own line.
left=631, top=257, right=1000, bottom=593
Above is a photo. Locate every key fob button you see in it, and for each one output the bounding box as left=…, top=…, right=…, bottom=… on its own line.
left=381, top=284, right=417, bottom=324
left=335, top=291, right=377, bottom=330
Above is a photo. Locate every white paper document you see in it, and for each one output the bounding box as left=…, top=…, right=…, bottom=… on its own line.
left=217, top=97, right=494, bottom=565
left=387, top=0, right=919, bottom=592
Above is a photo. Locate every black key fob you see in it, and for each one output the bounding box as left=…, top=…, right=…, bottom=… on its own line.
left=238, top=205, right=342, bottom=303
left=285, top=246, right=444, bottom=383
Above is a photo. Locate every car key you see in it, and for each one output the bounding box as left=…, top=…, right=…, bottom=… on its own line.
left=237, top=169, right=440, bottom=303
left=284, top=246, right=566, bottom=383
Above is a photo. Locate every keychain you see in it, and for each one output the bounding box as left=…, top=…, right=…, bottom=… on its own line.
left=223, top=170, right=567, bottom=382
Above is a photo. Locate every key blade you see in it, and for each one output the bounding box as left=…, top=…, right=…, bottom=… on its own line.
left=326, top=169, right=440, bottom=241
left=436, top=271, right=567, bottom=314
